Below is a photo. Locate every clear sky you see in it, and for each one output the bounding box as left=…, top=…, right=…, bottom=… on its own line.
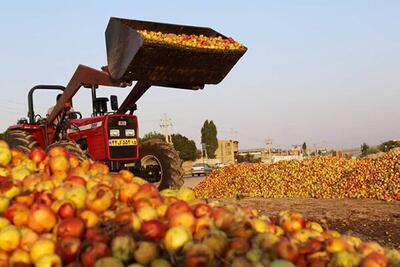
left=0, top=1, right=399, bottom=150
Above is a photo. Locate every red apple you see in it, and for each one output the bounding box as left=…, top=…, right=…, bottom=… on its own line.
left=4, top=203, right=28, bottom=222
left=275, top=240, right=299, bottom=263
left=194, top=203, right=212, bottom=218
left=165, top=200, right=192, bottom=219
left=119, top=183, right=140, bottom=203
left=85, top=186, right=113, bottom=213
left=34, top=191, right=54, bottom=207
left=360, top=252, right=388, bottom=267
left=48, top=146, right=69, bottom=158
left=29, top=148, right=46, bottom=164
left=28, top=204, right=57, bottom=234
left=89, top=163, right=109, bottom=175
left=168, top=212, right=196, bottom=233
left=80, top=241, right=110, bottom=267
left=55, top=237, right=81, bottom=264
left=57, top=217, right=85, bottom=239
left=66, top=176, right=87, bottom=187
left=85, top=227, right=111, bottom=245
left=184, top=243, right=214, bottom=267
left=212, top=207, right=234, bottom=231
left=58, top=202, right=77, bottom=219
left=132, top=183, right=160, bottom=202
left=141, top=219, right=167, bottom=241
left=49, top=155, right=70, bottom=173
left=228, top=238, right=250, bottom=254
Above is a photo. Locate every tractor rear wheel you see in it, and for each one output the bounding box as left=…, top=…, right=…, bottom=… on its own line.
left=4, top=129, right=38, bottom=153
left=140, top=139, right=184, bottom=190
left=46, top=140, right=88, bottom=161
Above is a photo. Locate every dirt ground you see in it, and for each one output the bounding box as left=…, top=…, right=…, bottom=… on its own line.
left=217, top=198, right=400, bottom=249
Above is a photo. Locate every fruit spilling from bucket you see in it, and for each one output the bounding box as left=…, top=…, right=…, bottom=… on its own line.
left=0, top=140, right=399, bottom=267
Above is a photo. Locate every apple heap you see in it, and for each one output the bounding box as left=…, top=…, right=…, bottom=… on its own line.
left=0, top=140, right=399, bottom=266
left=137, top=30, right=245, bottom=50
left=195, top=150, right=400, bottom=201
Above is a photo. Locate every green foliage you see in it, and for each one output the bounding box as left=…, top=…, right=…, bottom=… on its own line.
left=236, top=154, right=260, bottom=163
left=360, top=142, right=379, bottom=157
left=141, top=131, right=198, bottom=161
left=171, top=134, right=198, bottom=161
left=302, top=142, right=307, bottom=151
left=302, top=142, right=307, bottom=155
left=200, top=120, right=218, bottom=159
left=0, top=132, right=3, bottom=139
left=378, top=140, right=400, bottom=152
left=141, top=131, right=165, bottom=143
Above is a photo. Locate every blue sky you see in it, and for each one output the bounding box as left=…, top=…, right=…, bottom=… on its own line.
left=0, top=1, right=399, bottom=150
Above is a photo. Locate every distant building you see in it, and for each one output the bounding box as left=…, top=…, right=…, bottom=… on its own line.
left=238, top=146, right=305, bottom=164
left=289, top=145, right=303, bottom=156
left=215, top=140, right=239, bottom=165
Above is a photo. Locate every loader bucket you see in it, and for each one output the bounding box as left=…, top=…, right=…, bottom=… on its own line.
left=105, top=17, right=247, bottom=87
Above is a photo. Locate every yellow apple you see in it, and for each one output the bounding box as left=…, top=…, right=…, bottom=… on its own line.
left=30, top=238, right=55, bottom=263
left=0, top=225, right=21, bottom=251
left=11, top=165, right=31, bottom=181
left=9, top=249, right=31, bottom=265
left=64, top=185, right=87, bottom=209
left=0, top=146, right=12, bottom=167
left=0, top=218, right=10, bottom=230
left=0, top=197, right=10, bottom=213
left=176, top=188, right=196, bottom=202
left=35, top=253, right=62, bottom=267
left=164, top=226, right=192, bottom=251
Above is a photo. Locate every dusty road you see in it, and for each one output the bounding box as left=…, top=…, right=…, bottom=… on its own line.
left=183, top=175, right=205, bottom=188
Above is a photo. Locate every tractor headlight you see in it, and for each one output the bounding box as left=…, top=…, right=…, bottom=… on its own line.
left=125, top=129, right=135, bottom=137
left=109, top=129, right=120, bottom=137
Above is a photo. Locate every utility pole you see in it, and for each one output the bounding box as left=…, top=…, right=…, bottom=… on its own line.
left=265, top=138, right=272, bottom=162
left=160, top=113, right=172, bottom=144
left=201, top=143, right=208, bottom=164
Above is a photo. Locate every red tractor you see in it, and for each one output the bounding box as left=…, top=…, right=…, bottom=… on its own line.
left=4, top=18, right=246, bottom=189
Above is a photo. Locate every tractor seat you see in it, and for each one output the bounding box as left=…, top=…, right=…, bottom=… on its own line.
left=93, top=97, right=109, bottom=116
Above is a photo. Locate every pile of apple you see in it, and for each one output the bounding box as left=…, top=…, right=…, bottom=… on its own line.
left=0, top=141, right=400, bottom=267
left=137, top=30, right=245, bottom=50
left=195, top=151, right=400, bottom=201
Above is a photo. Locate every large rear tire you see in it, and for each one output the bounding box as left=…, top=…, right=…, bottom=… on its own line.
left=140, top=139, right=184, bottom=190
left=46, top=140, right=88, bottom=161
left=4, top=129, right=38, bottom=153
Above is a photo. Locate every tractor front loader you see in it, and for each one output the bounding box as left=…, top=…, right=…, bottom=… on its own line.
left=5, top=17, right=247, bottom=189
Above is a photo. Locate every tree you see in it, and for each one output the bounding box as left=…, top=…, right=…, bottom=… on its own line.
left=302, top=142, right=307, bottom=155
left=141, top=132, right=165, bottom=143
left=361, top=142, right=369, bottom=156
left=141, top=131, right=198, bottom=161
left=378, top=140, right=400, bottom=153
left=171, top=134, right=197, bottom=161
left=236, top=154, right=261, bottom=163
left=360, top=142, right=379, bottom=157
left=200, top=120, right=218, bottom=159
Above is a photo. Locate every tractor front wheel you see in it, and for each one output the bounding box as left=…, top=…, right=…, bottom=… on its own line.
left=140, top=139, right=184, bottom=190
left=4, top=129, right=38, bottom=153
left=46, top=140, right=88, bottom=161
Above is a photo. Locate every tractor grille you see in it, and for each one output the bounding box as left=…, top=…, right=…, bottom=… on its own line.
left=108, top=116, right=138, bottom=159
